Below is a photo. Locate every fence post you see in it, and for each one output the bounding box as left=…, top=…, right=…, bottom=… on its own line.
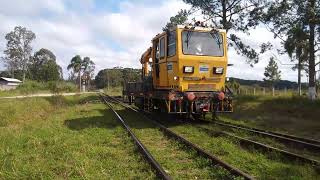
left=272, top=87, right=275, bottom=96
left=263, top=88, right=265, bottom=95
left=253, top=88, right=256, bottom=96
left=284, top=87, right=287, bottom=95
left=245, top=89, right=248, bottom=95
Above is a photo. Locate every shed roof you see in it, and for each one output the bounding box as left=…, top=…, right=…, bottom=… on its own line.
left=0, top=77, right=22, bottom=83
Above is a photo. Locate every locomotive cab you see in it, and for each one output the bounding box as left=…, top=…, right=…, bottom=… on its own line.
left=125, top=24, right=233, bottom=119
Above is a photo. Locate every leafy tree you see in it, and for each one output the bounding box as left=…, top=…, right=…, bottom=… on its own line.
left=29, top=48, right=62, bottom=81
left=260, top=0, right=320, bottom=99
left=0, top=71, right=10, bottom=77
left=67, top=55, right=95, bottom=91
left=95, top=67, right=141, bottom=89
left=163, top=9, right=190, bottom=31
left=1, top=26, right=36, bottom=81
left=82, top=57, right=95, bottom=90
left=182, top=0, right=270, bottom=65
left=0, top=56, right=18, bottom=78
left=226, top=78, right=240, bottom=93
left=67, top=55, right=83, bottom=90
left=284, top=26, right=309, bottom=95
left=263, top=57, right=281, bottom=87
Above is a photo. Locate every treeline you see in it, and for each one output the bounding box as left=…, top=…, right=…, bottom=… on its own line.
left=0, top=48, right=62, bottom=82
left=229, top=78, right=308, bottom=89
left=0, top=26, right=96, bottom=93
left=95, top=67, right=141, bottom=89
left=0, top=26, right=62, bottom=82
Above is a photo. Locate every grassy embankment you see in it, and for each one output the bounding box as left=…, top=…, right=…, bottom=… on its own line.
left=220, top=95, right=320, bottom=140
left=0, top=80, right=77, bottom=97
left=165, top=122, right=319, bottom=179
left=0, top=94, right=155, bottom=179
left=112, top=104, right=320, bottom=179
left=103, top=86, right=122, bottom=96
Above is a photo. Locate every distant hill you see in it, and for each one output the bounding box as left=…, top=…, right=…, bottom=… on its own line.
left=229, top=77, right=307, bottom=89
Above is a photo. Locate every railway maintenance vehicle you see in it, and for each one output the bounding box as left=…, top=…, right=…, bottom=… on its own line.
left=123, top=23, right=233, bottom=119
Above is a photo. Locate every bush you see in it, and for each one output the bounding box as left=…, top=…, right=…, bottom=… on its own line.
left=17, top=80, right=47, bottom=95
left=48, top=81, right=77, bottom=94
left=15, top=80, right=77, bottom=95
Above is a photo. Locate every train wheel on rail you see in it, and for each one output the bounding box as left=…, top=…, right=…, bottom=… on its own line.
left=134, top=97, right=144, bottom=109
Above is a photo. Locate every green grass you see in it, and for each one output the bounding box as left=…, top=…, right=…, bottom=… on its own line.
left=199, top=123, right=320, bottom=162
left=113, top=104, right=238, bottom=179
left=221, top=95, right=320, bottom=140
left=1, top=93, right=319, bottom=179
left=0, top=95, right=155, bottom=179
left=162, top=122, right=319, bottom=180
left=0, top=80, right=77, bottom=97
left=103, top=87, right=123, bottom=96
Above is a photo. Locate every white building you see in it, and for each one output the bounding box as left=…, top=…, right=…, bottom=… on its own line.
left=0, top=77, right=22, bottom=91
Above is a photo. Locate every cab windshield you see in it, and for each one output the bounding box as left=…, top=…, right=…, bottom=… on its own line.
left=182, top=31, right=224, bottom=56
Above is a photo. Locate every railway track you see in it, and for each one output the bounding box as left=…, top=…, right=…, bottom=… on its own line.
left=208, top=120, right=320, bottom=154
left=117, top=95, right=320, bottom=158
left=195, top=125, right=320, bottom=166
left=101, top=94, right=254, bottom=180
left=100, top=95, right=170, bottom=180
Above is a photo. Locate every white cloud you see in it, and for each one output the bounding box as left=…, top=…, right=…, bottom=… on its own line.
left=0, top=0, right=65, bottom=16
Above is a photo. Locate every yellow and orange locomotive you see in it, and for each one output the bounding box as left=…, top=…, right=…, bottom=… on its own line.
left=124, top=24, right=233, bottom=119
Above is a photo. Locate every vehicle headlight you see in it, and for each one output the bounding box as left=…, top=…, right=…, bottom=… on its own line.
left=183, top=66, right=194, bottom=73
left=214, top=67, right=224, bottom=74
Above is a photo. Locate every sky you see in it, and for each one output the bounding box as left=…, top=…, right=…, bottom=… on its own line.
left=0, top=0, right=313, bottom=82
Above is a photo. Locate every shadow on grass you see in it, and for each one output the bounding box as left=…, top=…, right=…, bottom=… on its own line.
left=44, top=94, right=100, bottom=107
left=64, top=116, right=119, bottom=130
left=64, top=108, right=157, bottom=131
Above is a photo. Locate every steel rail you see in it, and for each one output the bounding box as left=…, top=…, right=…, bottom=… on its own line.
left=197, top=126, right=320, bottom=166
left=211, top=120, right=320, bottom=153
left=105, top=94, right=255, bottom=180
left=99, top=95, right=171, bottom=180
left=215, top=120, right=320, bottom=145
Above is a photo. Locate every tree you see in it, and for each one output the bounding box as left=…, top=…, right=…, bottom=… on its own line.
left=67, top=55, right=95, bottom=91
left=82, top=57, right=95, bottom=90
left=163, top=9, right=190, bottom=31
left=1, top=57, right=18, bottom=78
left=95, top=67, right=141, bottom=89
left=260, top=0, right=320, bottom=99
left=29, top=48, right=62, bottom=81
left=67, top=55, right=83, bottom=91
left=284, top=26, right=309, bottom=96
left=226, top=78, right=240, bottom=94
left=0, top=71, right=10, bottom=77
left=264, top=57, right=281, bottom=87
left=182, top=0, right=270, bottom=65
left=2, top=26, right=36, bottom=82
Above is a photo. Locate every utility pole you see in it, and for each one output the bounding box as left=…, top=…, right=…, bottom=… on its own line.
left=79, top=72, right=82, bottom=92
left=298, top=58, right=302, bottom=96
left=107, top=69, right=110, bottom=91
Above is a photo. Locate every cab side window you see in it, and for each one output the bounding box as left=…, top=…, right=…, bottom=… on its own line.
left=154, top=40, right=160, bottom=78
left=159, top=37, right=165, bottom=58
left=167, top=31, right=176, bottom=57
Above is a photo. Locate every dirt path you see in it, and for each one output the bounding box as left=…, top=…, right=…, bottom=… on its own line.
left=0, top=92, right=96, bottom=99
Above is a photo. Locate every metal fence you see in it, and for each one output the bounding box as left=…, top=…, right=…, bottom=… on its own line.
left=233, top=87, right=319, bottom=97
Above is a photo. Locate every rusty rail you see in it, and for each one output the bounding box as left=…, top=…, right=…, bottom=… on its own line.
left=105, top=94, right=255, bottom=180
left=100, top=95, right=171, bottom=180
